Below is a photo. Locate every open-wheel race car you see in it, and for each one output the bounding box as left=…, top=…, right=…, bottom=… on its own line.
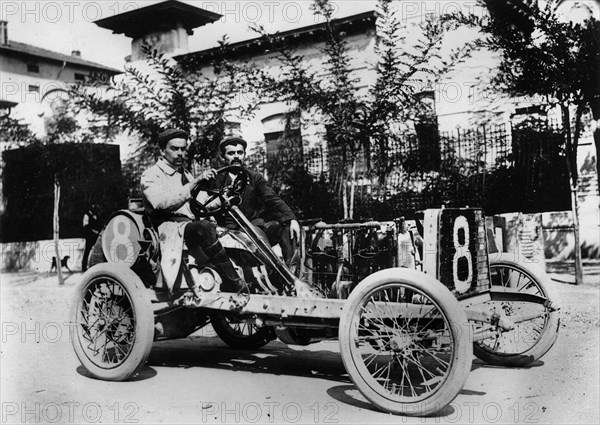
left=70, top=166, right=559, bottom=417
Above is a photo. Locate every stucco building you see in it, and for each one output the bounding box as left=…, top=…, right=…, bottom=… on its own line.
left=0, top=20, right=120, bottom=138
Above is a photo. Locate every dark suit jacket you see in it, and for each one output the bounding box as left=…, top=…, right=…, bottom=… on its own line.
left=210, top=168, right=296, bottom=229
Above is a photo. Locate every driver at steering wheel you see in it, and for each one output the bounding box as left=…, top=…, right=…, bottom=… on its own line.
left=140, top=128, right=245, bottom=293
left=208, top=136, right=300, bottom=265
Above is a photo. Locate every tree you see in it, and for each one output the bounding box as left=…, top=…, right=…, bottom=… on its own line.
left=71, top=41, right=261, bottom=181
left=1, top=108, right=126, bottom=281
left=0, top=115, right=38, bottom=149
left=253, top=0, right=476, bottom=218
left=447, top=0, right=600, bottom=284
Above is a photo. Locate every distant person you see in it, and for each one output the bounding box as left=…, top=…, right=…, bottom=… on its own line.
left=82, top=204, right=102, bottom=271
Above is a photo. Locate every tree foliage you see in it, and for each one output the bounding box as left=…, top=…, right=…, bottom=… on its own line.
left=0, top=96, right=112, bottom=147
left=446, top=0, right=600, bottom=186
left=252, top=0, right=477, bottom=216
left=446, top=0, right=599, bottom=284
left=1, top=143, right=124, bottom=242
left=0, top=115, right=37, bottom=149
left=70, top=41, right=261, bottom=168
left=1, top=94, right=126, bottom=245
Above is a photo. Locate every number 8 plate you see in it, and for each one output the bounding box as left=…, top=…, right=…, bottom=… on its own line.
left=425, top=209, right=492, bottom=299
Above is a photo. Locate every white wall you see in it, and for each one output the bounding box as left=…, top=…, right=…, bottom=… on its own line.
left=1, top=238, right=84, bottom=272
left=193, top=29, right=378, bottom=154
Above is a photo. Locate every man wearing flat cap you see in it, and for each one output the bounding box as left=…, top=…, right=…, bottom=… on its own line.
left=210, top=135, right=300, bottom=265
left=140, top=128, right=245, bottom=293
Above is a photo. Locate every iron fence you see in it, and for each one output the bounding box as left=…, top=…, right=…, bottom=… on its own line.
left=246, top=121, right=573, bottom=221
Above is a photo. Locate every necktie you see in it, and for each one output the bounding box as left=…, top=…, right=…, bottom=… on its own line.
left=179, top=167, right=189, bottom=185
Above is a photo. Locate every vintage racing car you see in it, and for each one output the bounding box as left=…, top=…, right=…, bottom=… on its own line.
left=70, top=166, right=559, bottom=416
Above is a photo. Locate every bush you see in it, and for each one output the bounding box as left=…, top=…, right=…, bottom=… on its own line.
left=1, top=143, right=126, bottom=242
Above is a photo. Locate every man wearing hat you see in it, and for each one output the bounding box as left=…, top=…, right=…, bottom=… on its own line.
left=210, top=136, right=300, bottom=264
left=140, top=128, right=245, bottom=293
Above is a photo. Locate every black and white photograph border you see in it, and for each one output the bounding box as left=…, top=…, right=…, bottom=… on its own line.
left=1, top=1, right=599, bottom=424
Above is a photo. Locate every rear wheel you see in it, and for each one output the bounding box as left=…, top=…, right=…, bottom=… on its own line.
left=339, top=268, right=472, bottom=416
left=210, top=312, right=275, bottom=349
left=472, top=254, right=559, bottom=366
left=70, top=264, right=154, bottom=380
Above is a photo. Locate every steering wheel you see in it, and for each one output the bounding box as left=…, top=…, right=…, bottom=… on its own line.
left=190, top=165, right=249, bottom=218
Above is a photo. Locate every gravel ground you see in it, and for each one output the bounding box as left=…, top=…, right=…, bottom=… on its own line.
left=0, top=266, right=598, bottom=424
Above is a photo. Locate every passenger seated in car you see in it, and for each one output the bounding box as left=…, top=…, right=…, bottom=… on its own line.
left=140, top=128, right=245, bottom=293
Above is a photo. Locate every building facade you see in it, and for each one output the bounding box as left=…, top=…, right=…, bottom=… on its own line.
left=0, top=20, right=120, bottom=138
left=176, top=11, right=378, bottom=165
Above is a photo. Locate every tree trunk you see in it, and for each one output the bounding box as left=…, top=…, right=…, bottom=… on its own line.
left=342, top=178, right=348, bottom=220
left=594, top=126, right=600, bottom=198
left=349, top=159, right=357, bottom=219
left=588, top=79, right=600, bottom=196
left=340, top=145, right=349, bottom=219
left=592, top=106, right=600, bottom=198
left=570, top=183, right=584, bottom=285
left=54, top=178, right=64, bottom=286
left=562, top=106, right=584, bottom=285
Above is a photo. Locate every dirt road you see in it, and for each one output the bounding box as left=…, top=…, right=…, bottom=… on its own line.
left=1, top=272, right=598, bottom=424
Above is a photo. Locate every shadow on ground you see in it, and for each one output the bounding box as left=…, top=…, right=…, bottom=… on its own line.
left=148, top=337, right=349, bottom=383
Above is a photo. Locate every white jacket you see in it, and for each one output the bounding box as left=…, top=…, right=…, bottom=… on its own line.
left=140, top=158, right=195, bottom=289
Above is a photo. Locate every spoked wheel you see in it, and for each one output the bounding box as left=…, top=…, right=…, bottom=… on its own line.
left=70, top=264, right=154, bottom=381
left=210, top=312, right=275, bottom=349
left=339, top=268, right=472, bottom=417
left=472, top=253, right=559, bottom=367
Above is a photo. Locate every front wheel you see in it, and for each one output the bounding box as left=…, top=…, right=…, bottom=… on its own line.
left=70, top=264, right=154, bottom=381
left=472, top=253, right=559, bottom=367
left=339, top=268, right=472, bottom=417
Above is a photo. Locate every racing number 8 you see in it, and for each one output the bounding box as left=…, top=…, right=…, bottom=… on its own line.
left=452, top=215, right=473, bottom=293
left=110, top=215, right=134, bottom=263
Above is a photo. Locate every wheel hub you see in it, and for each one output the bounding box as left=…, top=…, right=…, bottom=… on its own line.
left=389, top=333, right=412, bottom=352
